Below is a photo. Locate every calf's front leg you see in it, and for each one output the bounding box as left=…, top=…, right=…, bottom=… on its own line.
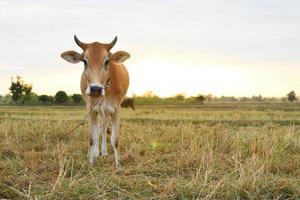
left=111, top=110, right=121, bottom=168
left=88, top=112, right=100, bottom=163
left=101, top=116, right=110, bottom=156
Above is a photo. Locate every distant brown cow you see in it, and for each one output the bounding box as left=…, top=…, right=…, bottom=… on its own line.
left=121, top=98, right=135, bottom=111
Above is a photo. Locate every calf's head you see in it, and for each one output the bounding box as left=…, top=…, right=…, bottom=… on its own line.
left=61, top=35, right=130, bottom=98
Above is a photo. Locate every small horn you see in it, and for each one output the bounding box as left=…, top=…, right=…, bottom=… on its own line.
left=74, top=35, right=87, bottom=50
left=106, top=36, right=118, bottom=51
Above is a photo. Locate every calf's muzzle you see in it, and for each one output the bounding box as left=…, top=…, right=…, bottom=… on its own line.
left=89, top=85, right=104, bottom=97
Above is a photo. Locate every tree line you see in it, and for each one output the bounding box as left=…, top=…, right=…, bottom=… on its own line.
left=132, top=90, right=298, bottom=105
left=4, top=76, right=83, bottom=105
left=0, top=76, right=298, bottom=105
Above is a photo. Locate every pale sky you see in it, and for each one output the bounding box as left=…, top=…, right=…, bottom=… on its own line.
left=0, top=0, right=299, bottom=97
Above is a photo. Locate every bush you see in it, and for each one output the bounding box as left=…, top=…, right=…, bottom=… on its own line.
left=0, top=95, right=12, bottom=104
left=287, top=91, right=297, bottom=102
left=55, top=91, right=69, bottom=104
left=20, top=93, right=39, bottom=104
left=174, top=94, right=185, bottom=101
left=38, top=95, right=54, bottom=104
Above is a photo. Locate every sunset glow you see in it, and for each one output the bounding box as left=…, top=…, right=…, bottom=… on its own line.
left=0, top=0, right=299, bottom=97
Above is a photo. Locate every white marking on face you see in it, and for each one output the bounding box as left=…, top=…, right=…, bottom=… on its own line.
left=86, top=86, right=91, bottom=95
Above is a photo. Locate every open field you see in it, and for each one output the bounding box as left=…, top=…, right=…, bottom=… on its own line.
left=0, top=103, right=300, bottom=199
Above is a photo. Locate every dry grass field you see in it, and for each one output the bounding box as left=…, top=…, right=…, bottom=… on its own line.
left=0, top=102, right=300, bottom=199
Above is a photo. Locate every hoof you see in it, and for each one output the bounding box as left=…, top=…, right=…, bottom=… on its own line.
left=93, top=150, right=100, bottom=158
left=88, top=153, right=99, bottom=164
left=116, top=163, right=121, bottom=169
left=88, top=158, right=94, bottom=165
left=101, top=152, right=108, bottom=157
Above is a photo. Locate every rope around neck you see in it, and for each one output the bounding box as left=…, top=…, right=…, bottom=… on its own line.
left=59, top=78, right=110, bottom=138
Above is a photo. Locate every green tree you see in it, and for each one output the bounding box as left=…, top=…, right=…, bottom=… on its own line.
left=55, top=91, right=69, bottom=104
left=71, top=94, right=82, bottom=104
left=287, top=91, right=297, bottom=102
left=23, top=84, right=32, bottom=95
left=196, top=95, right=206, bottom=104
left=9, top=76, right=33, bottom=102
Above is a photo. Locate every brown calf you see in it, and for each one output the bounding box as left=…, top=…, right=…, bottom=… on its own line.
left=61, top=35, right=130, bottom=168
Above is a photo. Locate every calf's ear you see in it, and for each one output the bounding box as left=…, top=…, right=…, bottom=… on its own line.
left=61, top=50, right=83, bottom=63
left=110, top=51, right=130, bottom=63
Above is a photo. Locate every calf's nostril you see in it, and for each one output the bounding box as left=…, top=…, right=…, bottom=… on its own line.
left=90, top=86, right=102, bottom=92
left=89, top=85, right=104, bottom=96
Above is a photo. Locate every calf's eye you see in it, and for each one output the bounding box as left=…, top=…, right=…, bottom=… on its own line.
left=83, top=59, right=87, bottom=66
left=83, top=58, right=88, bottom=70
left=104, top=59, right=109, bottom=70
